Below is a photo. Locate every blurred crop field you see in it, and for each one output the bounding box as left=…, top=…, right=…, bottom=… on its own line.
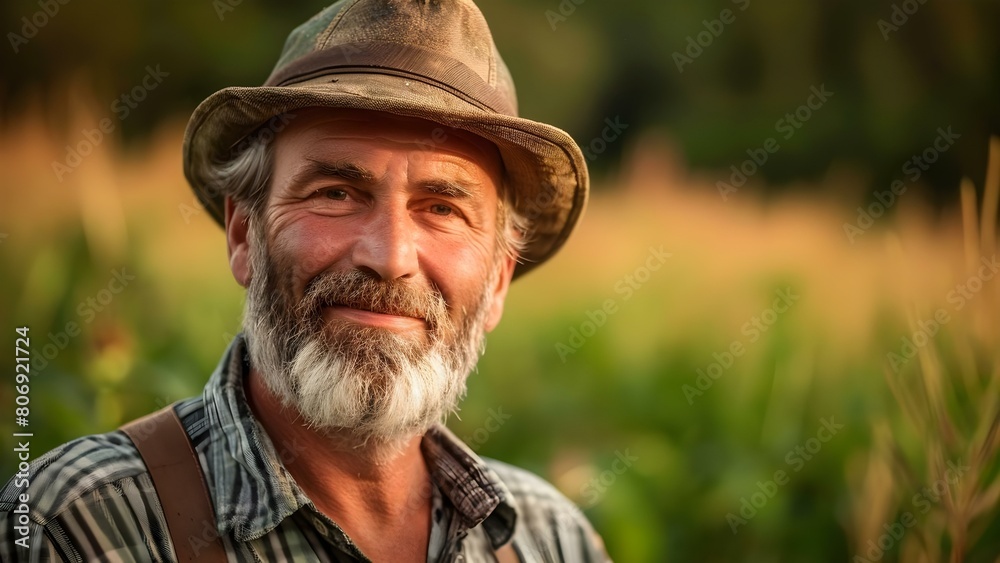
left=1, top=103, right=999, bottom=562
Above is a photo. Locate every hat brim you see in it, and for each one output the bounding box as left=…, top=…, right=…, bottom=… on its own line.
left=183, top=72, right=588, bottom=279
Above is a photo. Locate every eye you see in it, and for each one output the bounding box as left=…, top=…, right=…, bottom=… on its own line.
left=430, top=203, right=453, bottom=216
left=323, top=189, right=348, bottom=201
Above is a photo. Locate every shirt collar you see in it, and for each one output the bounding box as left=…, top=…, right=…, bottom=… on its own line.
left=199, top=335, right=518, bottom=547
left=421, top=425, right=518, bottom=548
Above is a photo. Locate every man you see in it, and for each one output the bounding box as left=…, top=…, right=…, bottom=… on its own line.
left=1, top=0, right=606, bottom=561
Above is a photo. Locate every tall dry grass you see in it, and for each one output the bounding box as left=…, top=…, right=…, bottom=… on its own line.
left=849, top=138, right=1000, bottom=563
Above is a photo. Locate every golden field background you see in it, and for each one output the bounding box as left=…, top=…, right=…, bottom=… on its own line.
left=1, top=101, right=998, bottom=561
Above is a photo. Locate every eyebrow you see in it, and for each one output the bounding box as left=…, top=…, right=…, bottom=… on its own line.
left=291, top=158, right=481, bottom=199
left=292, top=159, right=377, bottom=187
left=421, top=179, right=476, bottom=199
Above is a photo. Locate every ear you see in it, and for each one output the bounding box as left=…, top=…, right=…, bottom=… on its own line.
left=484, top=253, right=518, bottom=332
left=225, top=197, right=252, bottom=288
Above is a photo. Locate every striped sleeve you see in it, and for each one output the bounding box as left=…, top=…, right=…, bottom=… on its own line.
left=0, top=432, right=173, bottom=562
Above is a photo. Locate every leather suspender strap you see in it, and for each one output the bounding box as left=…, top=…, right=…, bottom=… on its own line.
left=120, top=406, right=227, bottom=562
left=495, top=542, right=519, bottom=562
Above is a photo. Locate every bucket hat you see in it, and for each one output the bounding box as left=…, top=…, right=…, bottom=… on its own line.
left=183, top=0, right=589, bottom=278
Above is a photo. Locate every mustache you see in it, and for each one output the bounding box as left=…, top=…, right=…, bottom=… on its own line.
left=297, top=269, right=449, bottom=330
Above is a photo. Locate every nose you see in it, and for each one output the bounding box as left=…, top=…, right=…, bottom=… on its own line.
left=350, top=199, right=419, bottom=281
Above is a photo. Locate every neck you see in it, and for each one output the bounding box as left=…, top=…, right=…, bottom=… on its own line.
left=245, top=367, right=433, bottom=527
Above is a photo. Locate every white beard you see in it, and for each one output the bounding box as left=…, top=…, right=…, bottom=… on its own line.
left=241, top=216, right=497, bottom=445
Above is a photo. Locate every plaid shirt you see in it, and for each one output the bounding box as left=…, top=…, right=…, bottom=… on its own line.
left=1, top=336, right=609, bottom=562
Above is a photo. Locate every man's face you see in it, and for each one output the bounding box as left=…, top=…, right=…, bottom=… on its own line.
left=226, top=108, right=517, bottom=443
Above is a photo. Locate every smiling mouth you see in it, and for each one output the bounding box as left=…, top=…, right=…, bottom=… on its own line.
left=324, top=299, right=421, bottom=318
left=322, top=303, right=428, bottom=330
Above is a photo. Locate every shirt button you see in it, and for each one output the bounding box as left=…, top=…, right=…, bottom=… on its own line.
left=312, top=517, right=328, bottom=537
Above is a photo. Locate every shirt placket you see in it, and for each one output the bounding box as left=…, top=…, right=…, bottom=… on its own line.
left=298, top=508, right=371, bottom=562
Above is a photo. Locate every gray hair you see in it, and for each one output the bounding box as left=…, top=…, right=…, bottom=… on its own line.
left=204, top=132, right=529, bottom=261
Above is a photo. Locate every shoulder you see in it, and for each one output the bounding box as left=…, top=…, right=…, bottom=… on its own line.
left=2, top=430, right=149, bottom=518
left=484, top=457, right=575, bottom=509
left=483, top=458, right=611, bottom=562
left=0, top=427, right=170, bottom=561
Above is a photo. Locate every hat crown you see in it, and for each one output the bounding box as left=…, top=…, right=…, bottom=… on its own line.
left=270, top=0, right=518, bottom=114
